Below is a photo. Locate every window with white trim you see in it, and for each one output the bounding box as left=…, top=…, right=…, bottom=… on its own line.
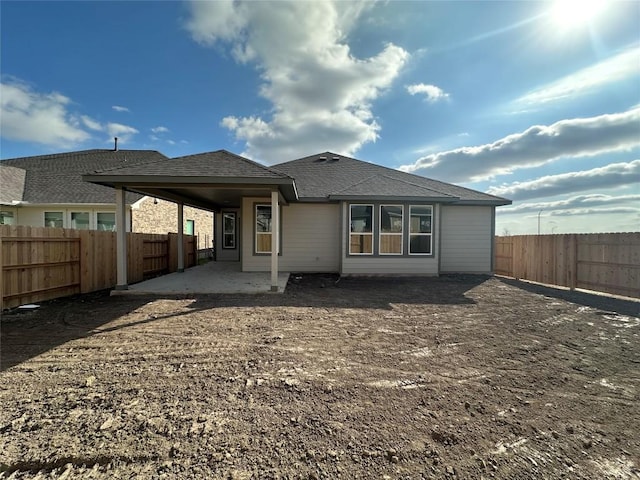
left=97, top=212, right=116, bottom=231
left=44, top=211, right=63, bottom=228
left=0, top=211, right=15, bottom=225
left=349, top=204, right=373, bottom=255
left=409, top=205, right=432, bottom=254
left=379, top=205, right=403, bottom=255
left=255, top=205, right=272, bottom=253
left=71, top=212, right=90, bottom=230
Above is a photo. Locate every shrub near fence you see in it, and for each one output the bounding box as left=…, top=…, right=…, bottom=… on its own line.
left=0, top=225, right=197, bottom=310
left=495, top=233, right=640, bottom=299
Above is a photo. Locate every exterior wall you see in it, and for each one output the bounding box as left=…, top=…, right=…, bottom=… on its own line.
left=241, top=197, right=340, bottom=272
left=439, top=205, right=493, bottom=273
left=0, top=205, right=131, bottom=231
left=340, top=201, right=439, bottom=276
left=132, top=197, right=213, bottom=250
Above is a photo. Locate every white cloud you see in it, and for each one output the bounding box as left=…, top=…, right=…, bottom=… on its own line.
left=549, top=206, right=640, bottom=217
left=0, top=80, right=90, bottom=148
left=81, top=115, right=102, bottom=131
left=186, top=0, right=409, bottom=163
left=496, top=196, right=640, bottom=234
left=513, top=46, right=640, bottom=107
left=167, top=139, right=176, bottom=145
left=112, top=105, right=130, bottom=113
left=106, top=122, right=139, bottom=143
left=499, top=193, right=640, bottom=215
left=406, top=83, right=450, bottom=103
left=488, top=160, right=640, bottom=201
left=151, top=126, right=169, bottom=134
left=400, top=108, right=640, bottom=182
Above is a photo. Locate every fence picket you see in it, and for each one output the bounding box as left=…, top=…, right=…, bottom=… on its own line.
left=495, top=233, right=639, bottom=298
left=0, top=225, right=197, bottom=309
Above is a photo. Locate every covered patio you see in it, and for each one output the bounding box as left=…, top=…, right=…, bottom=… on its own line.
left=111, top=261, right=290, bottom=295
left=83, top=151, right=298, bottom=294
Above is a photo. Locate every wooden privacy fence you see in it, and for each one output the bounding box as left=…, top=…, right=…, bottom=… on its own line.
left=495, top=233, right=640, bottom=299
left=1, top=225, right=197, bottom=310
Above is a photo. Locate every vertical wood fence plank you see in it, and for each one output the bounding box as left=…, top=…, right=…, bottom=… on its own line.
left=495, top=233, right=639, bottom=298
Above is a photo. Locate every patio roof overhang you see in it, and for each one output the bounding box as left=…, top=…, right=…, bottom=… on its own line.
left=81, top=174, right=298, bottom=212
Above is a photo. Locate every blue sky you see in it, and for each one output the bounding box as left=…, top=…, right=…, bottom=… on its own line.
left=1, top=0, right=638, bottom=234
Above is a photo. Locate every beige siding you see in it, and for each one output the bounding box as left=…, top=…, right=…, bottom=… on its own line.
left=241, top=197, right=340, bottom=272
left=440, top=205, right=493, bottom=273
left=132, top=197, right=213, bottom=250
left=342, top=256, right=439, bottom=275
left=340, top=202, right=439, bottom=275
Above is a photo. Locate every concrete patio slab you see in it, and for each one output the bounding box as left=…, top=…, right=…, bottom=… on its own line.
left=111, top=261, right=289, bottom=295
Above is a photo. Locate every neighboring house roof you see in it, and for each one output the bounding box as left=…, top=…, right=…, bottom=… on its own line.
left=1, top=149, right=167, bottom=204
left=0, top=165, right=26, bottom=204
left=272, top=152, right=511, bottom=206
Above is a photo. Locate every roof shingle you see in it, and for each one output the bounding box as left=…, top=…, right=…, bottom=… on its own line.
left=0, top=165, right=26, bottom=204
left=1, top=149, right=166, bottom=204
left=272, top=152, right=510, bottom=205
left=92, top=150, right=291, bottom=179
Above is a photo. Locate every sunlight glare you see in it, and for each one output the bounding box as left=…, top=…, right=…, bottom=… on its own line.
left=551, top=0, right=608, bottom=29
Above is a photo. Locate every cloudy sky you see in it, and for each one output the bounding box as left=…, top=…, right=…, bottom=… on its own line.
left=1, top=1, right=638, bottom=234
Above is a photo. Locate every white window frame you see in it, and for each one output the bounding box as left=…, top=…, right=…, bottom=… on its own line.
left=0, top=211, right=15, bottom=225
left=70, top=211, right=91, bottom=230
left=349, top=204, right=374, bottom=255
left=44, top=211, right=64, bottom=228
left=96, top=211, right=116, bottom=232
left=379, top=205, right=404, bottom=256
left=409, top=205, right=433, bottom=255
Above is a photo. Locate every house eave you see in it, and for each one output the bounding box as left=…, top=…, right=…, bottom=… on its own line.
left=82, top=175, right=299, bottom=203
left=453, top=199, right=513, bottom=206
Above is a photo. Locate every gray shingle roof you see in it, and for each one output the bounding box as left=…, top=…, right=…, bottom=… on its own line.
left=1, top=149, right=167, bottom=204
left=0, top=165, right=26, bottom=204
left=330, top=174, right=457, bottom=201
left=171, top=151, right=291, bottom=179
left=92, top=150, right=291, bottom=179
left=272, top=152, right=511, bottom=205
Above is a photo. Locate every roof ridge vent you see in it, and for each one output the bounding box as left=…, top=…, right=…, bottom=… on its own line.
left=318, top=156, right=327, bottom=160
left=331, top=156, right=340, bottom=161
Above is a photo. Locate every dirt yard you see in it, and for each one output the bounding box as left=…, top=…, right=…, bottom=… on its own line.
left=1, top=275, right=639, bottom=479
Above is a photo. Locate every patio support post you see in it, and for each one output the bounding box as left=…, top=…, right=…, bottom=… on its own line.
left=115, top=186, right=128, bottom=290
left=270, top=189, right=279, bottom=292
left=177, top=202, right=184, bottom=273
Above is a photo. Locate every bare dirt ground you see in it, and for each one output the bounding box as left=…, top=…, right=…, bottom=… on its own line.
left=1, top=274, right=639, bottom=479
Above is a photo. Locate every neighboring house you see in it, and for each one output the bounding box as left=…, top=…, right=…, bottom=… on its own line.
left=131, top=197, right=214, bottom=251
left=83, top=150, right=511, bottom=286
left=0, top=149, right=213, bottom=249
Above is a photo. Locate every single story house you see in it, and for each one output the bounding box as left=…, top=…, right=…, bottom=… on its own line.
left=0, top=148, right=214, bottom=249
left=82, top=150, right=511, bottom=291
